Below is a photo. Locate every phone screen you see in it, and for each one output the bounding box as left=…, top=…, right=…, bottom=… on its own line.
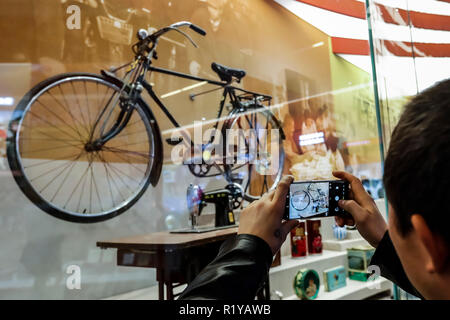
left=285, top=180, right=348, bottom=220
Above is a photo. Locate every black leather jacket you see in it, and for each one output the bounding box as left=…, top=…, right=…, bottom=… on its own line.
left=179, top=231, right=423, bottom=300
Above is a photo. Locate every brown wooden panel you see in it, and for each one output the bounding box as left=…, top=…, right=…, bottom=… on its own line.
left=97, top=227, right=238, bottom=251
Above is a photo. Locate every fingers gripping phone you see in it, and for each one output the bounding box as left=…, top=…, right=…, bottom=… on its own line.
left=283, top=180, right=350, bottom=220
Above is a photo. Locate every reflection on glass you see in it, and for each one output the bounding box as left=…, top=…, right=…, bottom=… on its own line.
left=0, top=0, right=407, bottom=299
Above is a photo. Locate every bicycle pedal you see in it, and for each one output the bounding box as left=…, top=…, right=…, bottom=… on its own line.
left=166, top=137, right=183, bottom=146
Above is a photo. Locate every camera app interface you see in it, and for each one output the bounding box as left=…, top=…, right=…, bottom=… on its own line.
left=289, top=182, right=329, bottom=219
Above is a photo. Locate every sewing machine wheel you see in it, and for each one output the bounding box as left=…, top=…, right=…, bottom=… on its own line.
left=188, top=163, right=212, bottom=177
left=226, top=183, right=245, bottom=210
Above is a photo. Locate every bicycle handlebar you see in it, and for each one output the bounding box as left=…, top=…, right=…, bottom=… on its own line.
left=168, top=21, right=206, bottom=36
left=135, top=21, right=206, bottom=56
left=189, top=24, right=207, bottom=36
left=147, top=21, right=206, bottom=41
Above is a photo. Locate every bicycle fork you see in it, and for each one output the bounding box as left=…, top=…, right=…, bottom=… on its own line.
left=86, top=84, right=140, bottom=152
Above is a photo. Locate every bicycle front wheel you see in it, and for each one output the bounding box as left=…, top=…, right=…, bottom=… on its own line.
left=7, top=73, right=156, bottom=223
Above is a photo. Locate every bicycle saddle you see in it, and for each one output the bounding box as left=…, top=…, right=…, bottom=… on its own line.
left=211, top=62, right=246, bottom=83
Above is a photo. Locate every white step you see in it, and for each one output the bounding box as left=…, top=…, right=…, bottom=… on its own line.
left=344, top=229, right=365, bottom=240
left=285, top=278, right=392, bottom=300
left=323, top=238, right=369, bottom=251
left=269, top=250, right=348, bottom=298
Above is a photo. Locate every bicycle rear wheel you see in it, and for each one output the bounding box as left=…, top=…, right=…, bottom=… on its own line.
left=7, top=73, right=155, bottom=223
left=222, top=105, right=285, bottom=202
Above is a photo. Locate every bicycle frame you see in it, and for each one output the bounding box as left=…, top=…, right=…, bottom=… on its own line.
left=146, top=65, right=272, bottom=131
left=96, top=62, right=282, bottom=187
left=98, top=63, right=274, bottom=147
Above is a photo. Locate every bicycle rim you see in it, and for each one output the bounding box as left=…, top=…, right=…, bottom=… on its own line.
left=7, top=74, right=155, bottom=222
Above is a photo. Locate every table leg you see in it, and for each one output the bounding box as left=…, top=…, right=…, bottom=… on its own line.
left=167, top=282, right=174, bottom=300
left=157, top=269, right=164, bottom=300
left=264, top=278, right=271, bottom=300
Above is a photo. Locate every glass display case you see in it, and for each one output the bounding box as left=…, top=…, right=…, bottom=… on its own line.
left=0, top=0, right=413, bottom=300
left=367, top=0, right=450, bottom=148
left=366, top=0, right=450, bottom=300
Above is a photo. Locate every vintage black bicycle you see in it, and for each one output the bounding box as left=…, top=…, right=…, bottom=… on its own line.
left=291, top=183, right=328, bottom=212
left=7, top=21, right=285, bottom=223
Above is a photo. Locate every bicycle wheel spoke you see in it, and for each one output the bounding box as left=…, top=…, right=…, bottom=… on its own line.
left=89, top=162, right=93, bottom=213
left=70, top=81, right=90, bottom=137
left=106, top=140, right=151, bottom=149
left=84, top=81, right=93, bottom=131
left=103, top=159, right=134, bottom=193
left=89, top=82, right=105, bottom=136
left=103, top=148, right=146, bottom=174
left=90, top=156, right=104, bottom=213
left=47, top=90, right=85, bottom=140
left=94, top=152, right=115, bottom=203
left=29, top=154, right=82, bottom=182
left=102, top=146, right=153, bottom=161
left=26, top=110, right=81, bottom=142
left=114, top=129, right=146, bottom=140
left=20, top=137, right=81, bottom=143
left=64, top=160, right=93, bottom=209
left=22, top=143, right=84, bottom=155
left=19, top=123, right=81, bottom=146
left=99, top=87, right=126, bottom=138
left=50, top=158, right=80, bottom=203
left=107, top=162, right=142, bottom=185
left=245, top=114, right=262, bottom=149
left=38, top=151, right=84, bottom=193
left=237, top=118, right=250, bottom=153
left=35, top=99, right=85, bottom=140
left=55, top=85, right=88, bottom=140
left=103, top=166, right=127, bottom=201
left=96, top=152, right=120, bottom=206
left=24, top=152, right=84, bottom=169
left=100, top=155, right=129, bottom=202
left=76, top=164, right=90, bottom=213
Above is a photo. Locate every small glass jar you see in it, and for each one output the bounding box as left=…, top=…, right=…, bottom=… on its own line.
left=290, top=222, right=307, bottom=258
left=307, top=219, right=323, bottom=255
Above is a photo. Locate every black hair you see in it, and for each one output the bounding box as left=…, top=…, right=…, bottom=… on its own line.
left=383, top=78, right=450, bottom=243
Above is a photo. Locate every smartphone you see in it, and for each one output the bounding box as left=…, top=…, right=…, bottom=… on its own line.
left=283, top=180, right=350, bottom=220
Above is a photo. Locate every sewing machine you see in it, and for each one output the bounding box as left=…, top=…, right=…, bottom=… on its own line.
left=171, top=183, right=244, bottom=234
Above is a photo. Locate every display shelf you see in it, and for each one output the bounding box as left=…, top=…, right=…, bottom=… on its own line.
left=341, top=229, right=365, bottom=240
left=322, top=238, right=369, bottom=251
left=270, top=250, right=347, bottom=275
left=105, top=278, right=391, bottom=300
left=269, top=250, right=349, bottom=299
left=285, top=278, right=391, bottom=300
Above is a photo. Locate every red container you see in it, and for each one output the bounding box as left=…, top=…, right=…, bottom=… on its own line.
left=307, top=220, right=322, bottom=255
left=291, top=222, right=307, bottom=258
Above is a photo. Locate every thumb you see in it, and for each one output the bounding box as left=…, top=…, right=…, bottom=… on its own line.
left=280, top=220, right=300, bottom=239
left=338, top=200, right=364, bottom=221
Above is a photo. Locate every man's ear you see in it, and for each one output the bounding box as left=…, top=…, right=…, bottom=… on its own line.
left=410, top=214, right=449, bottom=273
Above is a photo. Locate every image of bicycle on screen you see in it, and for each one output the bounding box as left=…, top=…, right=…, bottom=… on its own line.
left=289, top=182, right=329, bottom=219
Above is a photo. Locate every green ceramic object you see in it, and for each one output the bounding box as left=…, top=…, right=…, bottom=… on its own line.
left=293, top=269, right=320, bottom=300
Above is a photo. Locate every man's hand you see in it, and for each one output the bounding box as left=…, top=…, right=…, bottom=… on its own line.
left=238, top=176, right=300, bottom=255
left=333, top=171, right=388, bottom=248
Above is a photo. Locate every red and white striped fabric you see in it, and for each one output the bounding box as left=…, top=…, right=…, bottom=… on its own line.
left=275, top=0, right=450, bottom=93
left=276, top=0, right=450, bottom=57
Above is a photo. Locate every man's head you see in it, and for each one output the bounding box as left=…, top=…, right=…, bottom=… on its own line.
left=383, top=78, right=450, bottom=299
